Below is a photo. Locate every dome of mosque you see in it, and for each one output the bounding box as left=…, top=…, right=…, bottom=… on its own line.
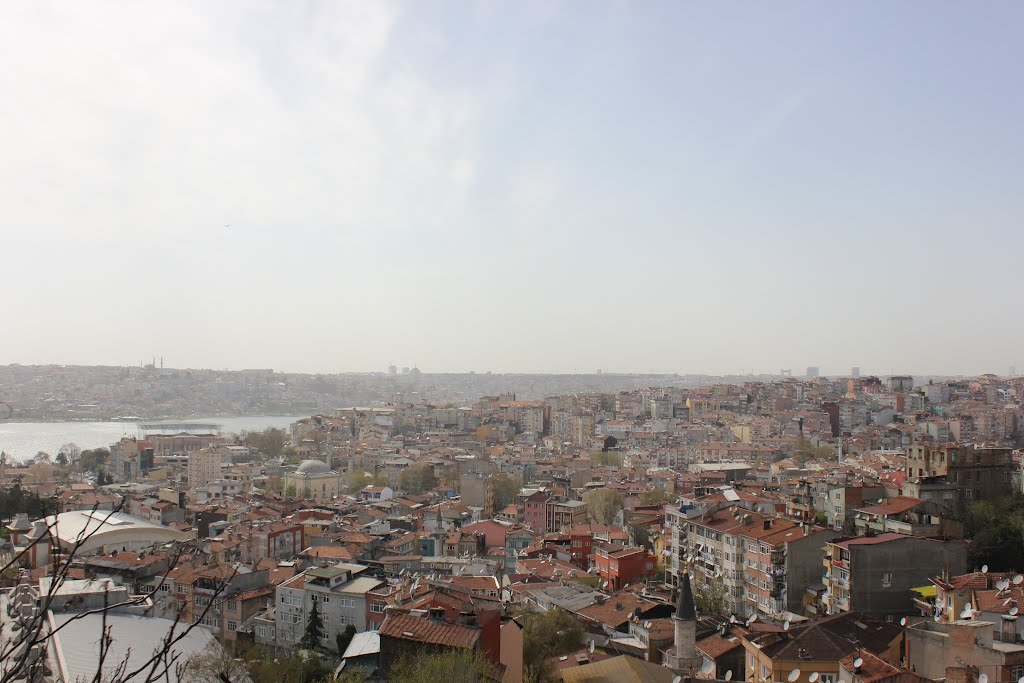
left=295, top=459, right=331, bottom=475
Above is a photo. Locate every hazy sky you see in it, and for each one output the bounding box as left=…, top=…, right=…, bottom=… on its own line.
left=2, top=1, right=1022, bottom=377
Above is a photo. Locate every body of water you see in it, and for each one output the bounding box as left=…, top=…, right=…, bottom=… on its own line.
left=0, top=416, right=304, bottom=460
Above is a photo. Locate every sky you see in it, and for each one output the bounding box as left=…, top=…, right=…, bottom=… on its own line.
left=1, top=1, right=1022, bottom=377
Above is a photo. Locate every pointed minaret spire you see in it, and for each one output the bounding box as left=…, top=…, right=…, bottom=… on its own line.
left=676, top=565, right=696, bottom=620
left=666, top=562, right=701, bottom=674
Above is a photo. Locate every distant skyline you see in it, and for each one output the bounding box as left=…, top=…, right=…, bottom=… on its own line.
left=2, top=1, right=1022, bottom=376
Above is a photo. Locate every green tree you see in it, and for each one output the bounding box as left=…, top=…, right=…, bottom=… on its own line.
left=78, top=447, right=109, bottom=473
left=300, top=600, right=325, bottom=650
left=348, top=470, right=387, bottom=494
left=390, top=648, right=498, bottom=683
left=336, top=623, right=357, bottom=657
left=242, top=428, right=288, bottom=457
left=631, top=524, right=653, bottom=551
left=965, top=496, right=1024, bottom=570
left=399, top=464, right=437, bottom=494
left=490, top=473, right=521, bottom=510
left=582, top=488, right=624, bottom=525
left=692, top=578, right=727, bottom=617
left=521, top=609, right=585, bottom=683
left=792, top=438, right=835, bottom=465
left=285, top=484, right=297, bottom=497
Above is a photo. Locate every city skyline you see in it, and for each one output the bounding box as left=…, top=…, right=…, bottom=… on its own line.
left=2, top=1, right=1022, bottom=375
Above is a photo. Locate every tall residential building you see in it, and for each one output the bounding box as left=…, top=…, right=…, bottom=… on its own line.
left=667, top=504, right=838, bottom=618
left=188, top=448, right=222, bottom=490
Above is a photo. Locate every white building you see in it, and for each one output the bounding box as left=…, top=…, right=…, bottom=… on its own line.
left=275, top=563, right=383, bottom=650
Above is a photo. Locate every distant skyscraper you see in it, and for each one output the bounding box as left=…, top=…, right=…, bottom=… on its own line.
left=1010, top=366, right=1017, bottom=377
left=806, top=366, right=820, bottom=378
left=851, top=367, right=860, bottom=378
left=388, top=364, right=397, bottom=375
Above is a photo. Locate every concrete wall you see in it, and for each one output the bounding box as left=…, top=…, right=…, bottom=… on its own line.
left=851, top=537, right=967, bottom=619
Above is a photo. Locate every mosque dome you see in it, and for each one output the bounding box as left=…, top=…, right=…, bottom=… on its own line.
left=295, top=459, right=331, bottom=475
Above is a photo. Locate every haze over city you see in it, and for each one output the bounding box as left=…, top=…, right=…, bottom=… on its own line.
left=2, top=1, right=1022, bottom=375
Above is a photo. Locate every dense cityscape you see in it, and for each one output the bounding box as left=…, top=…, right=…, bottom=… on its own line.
left=3, top=370, right=1024, bottom=682
left=4, top=0, right=1021, bottom=681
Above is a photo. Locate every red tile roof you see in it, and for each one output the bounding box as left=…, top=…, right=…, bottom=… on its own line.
left=378, top=612, right=480, bottom=649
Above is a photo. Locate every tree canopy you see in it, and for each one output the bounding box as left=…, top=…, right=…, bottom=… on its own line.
left=521, top=608, right=585, bottom=683
left=490, top=473, right=521, bottom=510
left=582, top=488, right=623, bottom=525
left=399, top=464, right=437, bottom=494
left=242, top=427, right=287, bottom=457
left=965, top=496, right=1024, bottom=570
left=390, top=648, right=498, bottom=683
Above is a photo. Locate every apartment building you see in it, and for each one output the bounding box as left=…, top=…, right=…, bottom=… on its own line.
left=188, top=448, right=222, bottom=490
left=275, top=563, right=383, bottom=650
left=820, top=533, right=967, bottom=620
left=904, top=443, right=1013, bottom=512
left=668, top=505, right=837, bottom=618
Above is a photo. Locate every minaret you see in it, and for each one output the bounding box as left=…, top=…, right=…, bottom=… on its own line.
left=665, top=565, right=701, bottom=673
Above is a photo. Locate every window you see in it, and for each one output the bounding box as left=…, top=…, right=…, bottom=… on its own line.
left=282, top=614, right=301, bottom=624
left=882, top=572, right=893, bottom=587
left=227, top=620, right=237, bottom=631
left=339, top=615, right=355, bottom=625
left=1010, top=665, right=1024, bottom=681
left=371, top=602, right=385, bottom=613
left=159, top=583, right=170, bottom=593
left=177, top=585, right=187, bottom=594
left=817, top=675, right=835, bottom=683
left=257, top=626, right=268, bottom=639
left=227, top=601, right=237, bottom=611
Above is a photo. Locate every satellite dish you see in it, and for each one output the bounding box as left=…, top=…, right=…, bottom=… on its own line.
left=853, top=658, right=864, bottom=670
left=747, top=614, right=758, bottom=626
left=703, top=660, right=715, bottom=675
left=1014, top=575, right=1023, bottom=585
left=934, top=615, right=940, bottom=622
left=1012, top=607, right=1020, bottom=617
left=1017, top=677, right=1023, bottom=683
left=673, top=677, right=682, bottom=683
left=809, top=673, right=819, bottom=683
left=788, top=669, right=801, bottom=682
left=725, top=671, right=733, bottom=682
left=979, top=674, right=989, bottom=683
left=644, top=620, right=652, bottom=629
left=900, top=617, right=907, bottom=626
left=784, top=620, right=791, bottom=632
left=965, top=602, right=973, bottom=611
left=960, top=611, right=972, bottom=620
left=983, top=565, right=989, bottom=573
left=730, top=615, right=737, bottom=624
left=589, top=640, right=595, bottom=654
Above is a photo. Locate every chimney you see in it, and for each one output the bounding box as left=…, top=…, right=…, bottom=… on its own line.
left=459, top=611, right=477, bottom=627
left=764, top=520, right=772, bottom=531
